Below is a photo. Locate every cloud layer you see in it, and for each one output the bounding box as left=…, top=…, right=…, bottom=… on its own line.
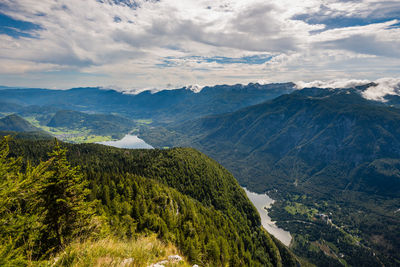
left=295, top=79, right=372, bottom=90
left=362, top=77, right=400, bottom=101
left=295, top=77, right=400, bottom=102
left=0, top=0, right=399, bottom=89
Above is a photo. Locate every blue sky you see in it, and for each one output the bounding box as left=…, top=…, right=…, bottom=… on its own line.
left=0, top=0, right=399, bottom=90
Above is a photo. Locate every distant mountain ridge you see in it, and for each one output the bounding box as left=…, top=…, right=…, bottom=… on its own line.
left=0, top=83, right=297, bottom=123
left=3, top=81, right=400, bottom=125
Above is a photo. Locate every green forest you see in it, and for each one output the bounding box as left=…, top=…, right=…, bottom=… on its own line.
left=0, top=134, right=297, bottom=266
left=138, top=90, right=400, bottom=266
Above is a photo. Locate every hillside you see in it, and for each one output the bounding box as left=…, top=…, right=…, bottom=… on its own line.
left=2, top=136, right=297, bottom=266
left=140, top=89, right=400, bottom=194
left=0, top=114, right=41, bottom=132
left=0, top=110, right=135, bottom=143
left=139, top=88, right=400, bottom=266
left=47, top=110, right=135, bottom=138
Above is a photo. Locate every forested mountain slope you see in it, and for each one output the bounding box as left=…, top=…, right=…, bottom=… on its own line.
left=2, top=137, right=297, bottom=266
left=142, top=89, right=400, bottom=196
left=47, top=110, right=136, bottom=138
left=0, top=114, right=41, bottom=132
left=139, top=88, right=400, bottom=266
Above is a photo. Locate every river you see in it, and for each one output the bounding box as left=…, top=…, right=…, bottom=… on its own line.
left=97, top=134, right=153, bottom=149
left=244, top=188, right=292, bottom=246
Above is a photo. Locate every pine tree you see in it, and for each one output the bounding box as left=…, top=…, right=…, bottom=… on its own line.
left=0, top=136, right=50, bottom=263
left=39, top=142, right=95, bottom=254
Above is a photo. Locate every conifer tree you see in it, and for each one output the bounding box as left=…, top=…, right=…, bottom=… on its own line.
left=39, top=141, right=95, bottom=254
left=0, top=136, right=50, bottom=263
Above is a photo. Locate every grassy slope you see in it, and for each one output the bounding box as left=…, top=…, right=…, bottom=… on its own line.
left=51, top=235, right=190, bottom=267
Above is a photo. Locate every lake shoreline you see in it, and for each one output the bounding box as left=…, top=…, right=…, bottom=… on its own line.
left=244, top=188, right=292, bottom=246
left=96, top=134, right=154, bottom=149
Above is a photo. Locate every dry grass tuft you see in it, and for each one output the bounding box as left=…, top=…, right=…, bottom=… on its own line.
left=50, top=235, right=190, bottom=267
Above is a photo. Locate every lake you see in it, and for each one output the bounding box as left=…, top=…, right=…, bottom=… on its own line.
left=244, top=188, right=292, bottom=246
left=97, top=134, right=153, bottom=149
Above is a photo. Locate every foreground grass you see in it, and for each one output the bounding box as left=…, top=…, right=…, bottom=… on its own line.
left=50, top=235, right=190, bottom=267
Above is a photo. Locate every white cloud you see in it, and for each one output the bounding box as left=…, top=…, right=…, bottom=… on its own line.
left=0, top=58, right=65, bottom=74
left=362, top=77, right=400, bottom=102
left=0, top=0, right=399, bottom=89
left=185, top=84, right=204, bottom=93
left=295, top=79, right=371, bottom=89
left=294, top=77, right=400, bottom=103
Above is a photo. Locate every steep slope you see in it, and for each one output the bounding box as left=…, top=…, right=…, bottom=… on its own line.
left=139, top=89, right=400, bottom=266
left=143, top=89, right=400, bottom=196
left=0, top=114, right=41, bottom=132
left=6, top=138, right=297, bottom=266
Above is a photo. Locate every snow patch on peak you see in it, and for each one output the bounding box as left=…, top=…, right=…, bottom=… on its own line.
left=185, top=84, right=204, bottom=93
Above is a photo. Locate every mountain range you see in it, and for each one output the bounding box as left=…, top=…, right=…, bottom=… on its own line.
left=138, top=86, right=400, bottom=266
left=0, top=83, right=296, bottom=124
left=1, top=82, right=400, bottom=266
left=145, top=88, right=400, bottom=196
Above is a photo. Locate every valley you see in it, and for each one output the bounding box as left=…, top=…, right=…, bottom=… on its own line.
left=136, top=85, right=400, bottom=266
left=2, top=1, right=399, bottom=265
left=1, top=82, right=400, bottom=266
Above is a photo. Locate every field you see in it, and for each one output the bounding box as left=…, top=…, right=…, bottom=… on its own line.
left=24, top=117, right=115, bottom=143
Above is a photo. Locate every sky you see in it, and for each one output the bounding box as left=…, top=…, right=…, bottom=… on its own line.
left=0, top=0, right=399, bottom=90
